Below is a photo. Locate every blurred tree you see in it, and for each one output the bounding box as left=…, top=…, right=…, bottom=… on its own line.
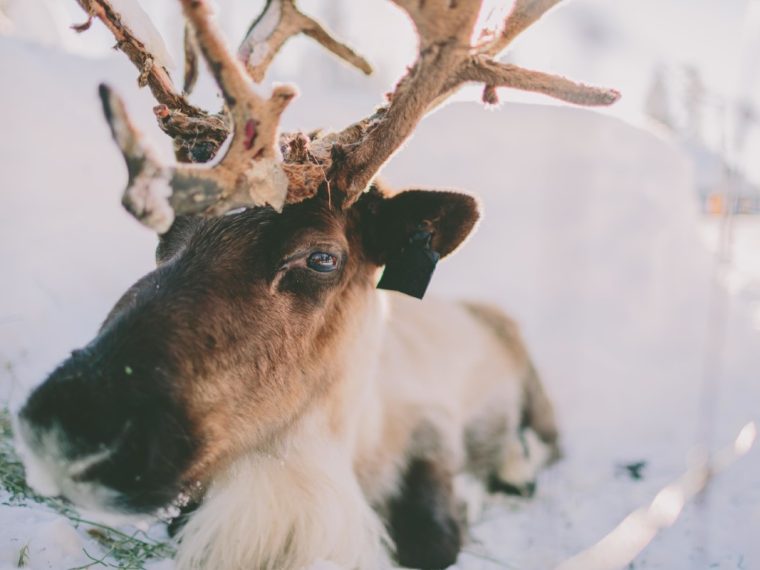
left=683, top=64, right=706, bottom=141
left=645, top=65, right=674, bottom=130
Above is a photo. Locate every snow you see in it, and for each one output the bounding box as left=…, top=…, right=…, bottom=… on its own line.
left=383, top=99, right=760, bottom=570
left=0, top=507, right=84, bottom=569
left=1, top=33, right=759, bottom=570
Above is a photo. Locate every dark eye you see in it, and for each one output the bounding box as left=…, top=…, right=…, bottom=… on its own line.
left=306, top=252, right=338, bottom=273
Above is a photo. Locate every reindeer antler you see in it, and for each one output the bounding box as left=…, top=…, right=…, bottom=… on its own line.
left=482, top=0, right=564, bottom=56
left=98, top=0, right=304, bottom=233
left=75, top=0, right=229, bottom=164
left=77, top=0, right=619, bottom=230
left=327, top=0, right=620, bottom=204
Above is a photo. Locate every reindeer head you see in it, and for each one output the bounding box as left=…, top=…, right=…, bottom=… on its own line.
left=17, top=186, right=478, bottom=515
left=17, top=0, right=617, bottom=517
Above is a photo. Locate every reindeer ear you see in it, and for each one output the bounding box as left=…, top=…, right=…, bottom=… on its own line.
left=362, top=189, right=480, bottom=298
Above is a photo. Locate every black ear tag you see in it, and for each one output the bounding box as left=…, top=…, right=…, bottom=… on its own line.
left=377, top=230, right=440, bottom=299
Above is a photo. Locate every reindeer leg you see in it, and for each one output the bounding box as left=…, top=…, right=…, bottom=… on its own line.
left=387, top=457, right=463, bottom=570
left=466, top=412, right=544, bottom=498
left=490, top=363, right=560, bottom=498
left=489, top=429, right=543, bottom=497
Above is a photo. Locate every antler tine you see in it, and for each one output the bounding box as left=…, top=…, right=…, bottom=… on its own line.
left=180, top=0, right=296, bottom=165
left=393, top=0, right=484, bottom=47
left=86, top=0, right=621, bottom=228
left=75, top=0, right=229, bottom=163
left=75, top=0, right=188, bottom=113
left=329, top=0, right=485, bottom=201
left=101, top=0, right=304, bottom=232
left=182, top=21, right=200, bottom=94
left=456, top=60, right=621, bottom=107
left=331, top=0, right=620, bottom=206
left=99, top=84, right=176, bottom=233
left=239, top=0, right=372, bottom=83
left=482, top=0, right=563, bottom=55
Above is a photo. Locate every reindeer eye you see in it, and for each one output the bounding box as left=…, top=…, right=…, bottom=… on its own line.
left=306, top=252, right=338, bottom=273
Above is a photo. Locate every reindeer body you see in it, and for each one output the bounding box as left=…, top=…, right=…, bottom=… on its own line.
left=18, top=188, right=558, bottom=569
left=17, top=0, right=616, bottom=567
left=176, top=292, right=558, bottom=570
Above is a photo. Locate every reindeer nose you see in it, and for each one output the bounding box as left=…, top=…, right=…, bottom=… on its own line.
left=16, top=370, right=128, bottom=496
left=15, top=408, right=130, bottom=515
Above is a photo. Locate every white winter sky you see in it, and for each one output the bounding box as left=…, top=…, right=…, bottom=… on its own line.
left=3, top=0, right=760, bottom=181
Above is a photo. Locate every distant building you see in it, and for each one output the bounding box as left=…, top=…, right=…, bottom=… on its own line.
left=683, top=139, right=760, bottom=215
left=644, top=65, right=760, bottom=216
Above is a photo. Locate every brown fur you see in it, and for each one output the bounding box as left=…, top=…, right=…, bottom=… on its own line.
left=172, top=188, right=480, bottom=487
left=462, top=301, right=560, bottom=452
left=16, top=183, right=567, bottom=570
left=20, top=188, right=480, bottom=509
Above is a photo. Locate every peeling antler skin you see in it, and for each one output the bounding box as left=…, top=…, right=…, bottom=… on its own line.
left=181, top=0, right=294, bottom=166
left=75, top=0, right=187, bottom=112
left=75, top=0, right=228, bottom=163
left=99, top=0, right=306, bottom=232
left=81, top=0, right=620, bottom=229
left=239, top=0, right=372, bottom=83
left=80, top=0, right=369, bottom=229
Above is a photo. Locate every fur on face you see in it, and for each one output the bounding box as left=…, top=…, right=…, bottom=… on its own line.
left=17, top=186, right=559, bottom=569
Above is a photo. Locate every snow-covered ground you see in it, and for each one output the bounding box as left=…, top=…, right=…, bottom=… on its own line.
left=1, top=28, right=759, bottom=570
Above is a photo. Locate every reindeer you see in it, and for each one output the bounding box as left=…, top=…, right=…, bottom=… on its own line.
left=14, top=1, right=618, bottom=568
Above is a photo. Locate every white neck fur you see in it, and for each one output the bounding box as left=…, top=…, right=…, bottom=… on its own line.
left=175, top=292, right=391, bottom=570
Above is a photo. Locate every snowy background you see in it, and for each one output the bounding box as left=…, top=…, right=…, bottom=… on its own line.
left=0, top=0, right=759, bottom=569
